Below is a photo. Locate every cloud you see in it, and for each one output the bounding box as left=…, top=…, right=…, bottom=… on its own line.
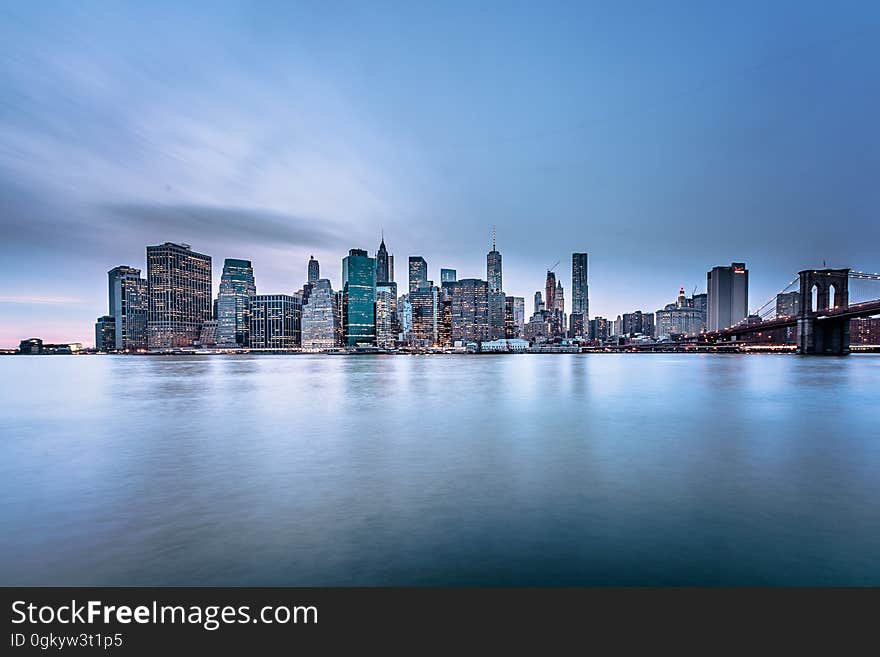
left=103, top=202, right=342, bottom=250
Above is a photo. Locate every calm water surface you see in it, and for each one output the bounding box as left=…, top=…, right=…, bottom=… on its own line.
left=1, top=354, right=878, bottom=585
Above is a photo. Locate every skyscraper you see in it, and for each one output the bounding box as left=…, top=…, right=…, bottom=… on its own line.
left=408, top=256, right=427, bottom=293
left=440, top=268, right=457, bottom=283
left=544, top=271, right=556, bottom=318
left=571, top=253, right=589, bottom=316
left=106, top=265, right=148, bottom=351
left=249, top=294, right=301, bottom=349
left=534, top=291, right=543, bottom=314
left=409, top=285, right=438, bottom=347
left=570, top=253, right=589, bottom=337
left=146, top=242, right=212, bottom=349
left=376, top=237, right=394, bottom=284
left=707, top=262, right=749, bottom=331
left=308, top=255, right=320, bottom=284
left=448, top=279, right=490, bottom=343
left=342, top=248, right=377, bottom=346
left=94, top=315, right=115, bottom=351
left=301, top=279, right=340, bottom=349
left=216, top=258, right=256, bottom=347
left=375, top=281, right=398, bottom=348
left=505, top=296, right=525, bottom=339
left=487, top=234, right=505, bottom=340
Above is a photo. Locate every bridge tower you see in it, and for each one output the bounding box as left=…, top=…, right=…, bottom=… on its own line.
left=797, top=268, right=850, bottom=355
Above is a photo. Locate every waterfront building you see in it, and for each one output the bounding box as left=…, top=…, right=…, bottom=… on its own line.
left=146, top=242, right=212, bottom=349
left=376, top=237, right=394, bottom=284
left=342, top=249, right=377, bottom=346
left=622, top=310, right=653, bottom=337
left=302, top=279, right=340, bottom=349
left=375, top=281, right=398, bottom=348
left=480, top=338, right=529, bottom=352
left=249, top=294, right=301, bottom=349
left=216, top=258, right=256, bottom=347
left=441, top=268, right=457, bottom=283
left=19, top=338, right=43, bottom=354
left=448, top=278, right=490, bottom=343
left=95, top=315, right=116, bottom=351
left=198, top=320, right=218, bottom=347
left=707, top=262, right=749, bottom=331
left=408, top=256, right=428, bottom=294
left=107, top=265, right=148, bottom=351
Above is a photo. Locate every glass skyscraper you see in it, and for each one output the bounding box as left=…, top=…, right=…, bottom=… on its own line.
left=440, top=268, right=457, bottom=283
left=375, top=281, right=398, bottom=348
left=448, top=278, right=489, bottom=343
left=487, top=239, right=505, bottom=340
left=302, top=279, right=340, bottom=349
left=146, top=243, right=212, bottom=349
left=216, top=258, right=256, bottom=347
left=308, top=256, right=320, bottom=284
left=707, top=262, right=749, bottom=331
left=408, top=256, right=427, bottom=293
left=249, top=294, right=302, bottom=349
left=106, top=265, right=148, bottom=351
left=342, top=248, right=377, bottom=346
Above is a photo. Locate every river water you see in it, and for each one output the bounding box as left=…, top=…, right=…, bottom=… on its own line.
left=1, top=353, right=878, bottom=585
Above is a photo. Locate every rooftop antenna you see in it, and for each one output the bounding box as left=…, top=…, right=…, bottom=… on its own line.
left=491, top=225, right=496, bottom=251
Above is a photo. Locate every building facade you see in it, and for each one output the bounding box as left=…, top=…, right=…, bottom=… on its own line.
left=449, top=278, right=489, bottom=343
left=440, top=268, right=457, bottom=283
left=95, top=315, right=116, bottom=351
left=342, top=249, right=377, bottom=346
left=375, top=281, right=398, bottom=348
left=216, top=258, right=256, bottom=347
left=249, top=294, right=302, bottom=349
left=146, top=242, right=212, bottom=349
left=408, top=256, right=428, bottom=294
left=707, top=262, right=749, bottom=331
left=302, top=279, right=340, bottom=349
left=107, top=265, right=148, bottom=351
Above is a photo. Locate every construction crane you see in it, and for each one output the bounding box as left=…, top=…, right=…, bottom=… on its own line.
left=547, top=260, right=560, bottom=272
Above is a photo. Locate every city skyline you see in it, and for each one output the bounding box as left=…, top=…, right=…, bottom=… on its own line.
left=3, top=2, right=880, bottom=347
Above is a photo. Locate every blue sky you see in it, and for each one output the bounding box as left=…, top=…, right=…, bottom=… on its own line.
left=1, top=1, right=879, bottom=346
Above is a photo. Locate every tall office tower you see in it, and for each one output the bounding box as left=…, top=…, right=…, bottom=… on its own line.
left=308, top=255, right=320, bottom=284
left=146, top=242, right=212, bottom=349
left=555, top=281, right=564, bottom=313
left=409, top=285, right=438, bottom=347
left=408, top=256, right=428, bottom=293
left=249, top=294, right=301, bottom=349
left=692, top=293, right=707, bottom=317
left=448, top=279, right=490, bottom=343
left=107, top=265, right=148, bottom=351
left=441, top=268, right=457, bottom=283
left=504, top=296, right=525, bottom=339
left=534, top=291, right=543, bottom=314
left=486, top=235, right=505, bottom=340
left=216, top=258, right=256, bottom=347
left=342, top=248, right=377, bottom=346
left=375, top=281, right=398, bottom=348
left=376, top=237, right=395, bottom=283
left=94, top=315, right=116, bottom=351
left=545, top=271, right=557, bottom=317
left=571, top=253, right=589, bottom=317
left=642, top=312, right=655, bottom=338
left=707, top=262, right=749, bottom=331
left=302, top=279, right=340, bottom=349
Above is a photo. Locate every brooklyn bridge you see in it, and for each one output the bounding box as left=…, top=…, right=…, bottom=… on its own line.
left=693, top=268, right=880, bottom=355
